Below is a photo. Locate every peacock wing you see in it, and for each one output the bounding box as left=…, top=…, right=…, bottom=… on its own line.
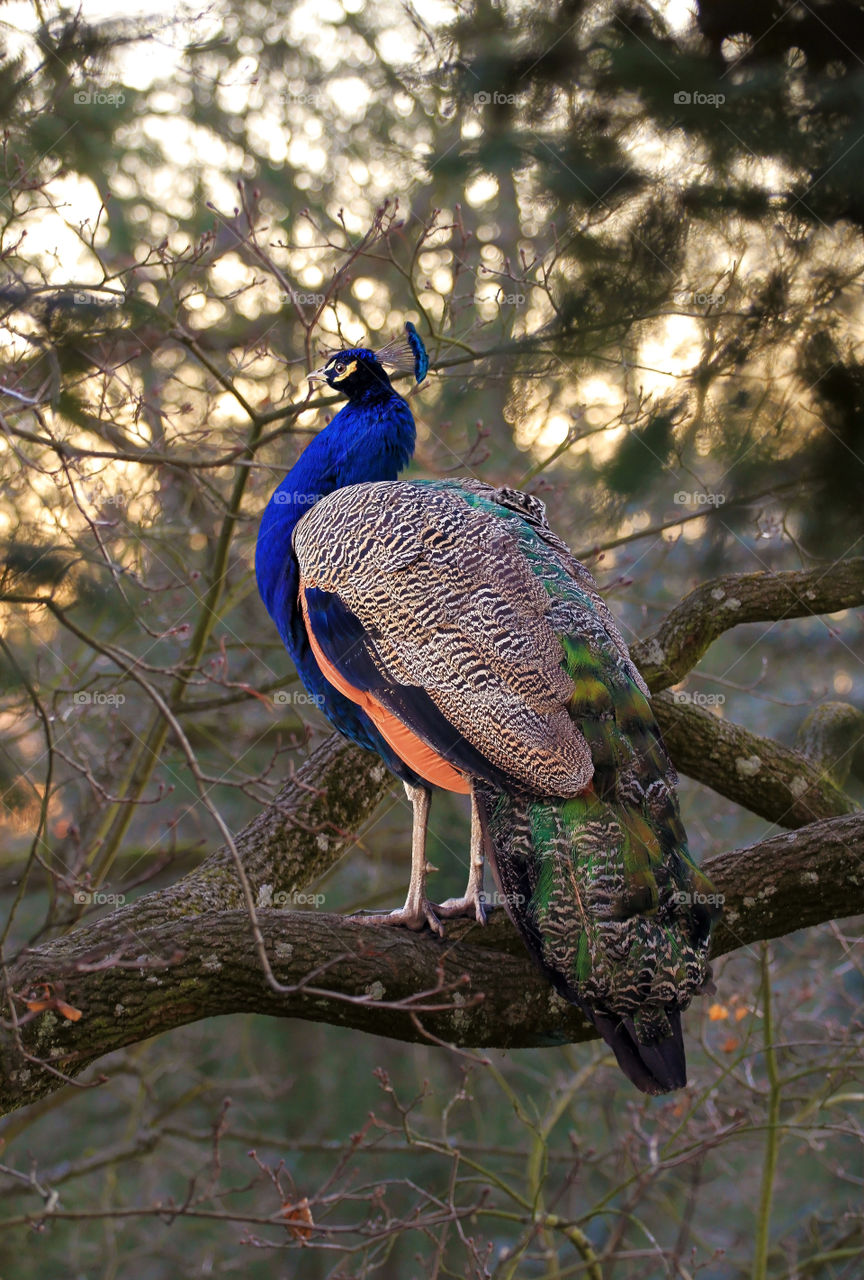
left=292, top=478, right=626, bottom=796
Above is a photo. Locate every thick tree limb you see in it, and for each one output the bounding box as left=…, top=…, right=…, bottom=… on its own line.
left=653, top=692, right=857, bottom=828
left=2, top=809, right=863, bottom=1116
left=632, top=560, right=864, bottom=824
left=1, top=561, right=862, bottom=1118
left=795, top=701, right=864, bottom=788
left=631, top=558, right=864, bottom=692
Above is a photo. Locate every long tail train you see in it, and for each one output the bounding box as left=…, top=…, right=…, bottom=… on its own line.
left=473, top=780, right=718, bottom=1095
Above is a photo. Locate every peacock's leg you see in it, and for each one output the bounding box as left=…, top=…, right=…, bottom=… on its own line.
left=435, top=786, right=488, bottom=924
left=348, top=782, right=444, bottom=935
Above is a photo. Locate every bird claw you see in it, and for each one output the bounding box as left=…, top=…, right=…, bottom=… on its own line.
left=434, top=891, right=488, bottom=925
left=348, top=902, right=445, bottom=936
left=347, top=886, right=488, bottom=935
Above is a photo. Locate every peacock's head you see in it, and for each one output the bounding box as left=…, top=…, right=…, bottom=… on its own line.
left=307, top=348, right=390, bottom=401
left=307, top=321, right=428, bottom=403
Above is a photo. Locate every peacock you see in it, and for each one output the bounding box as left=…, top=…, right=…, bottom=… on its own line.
left=255, top=323, right=720, bottom=1095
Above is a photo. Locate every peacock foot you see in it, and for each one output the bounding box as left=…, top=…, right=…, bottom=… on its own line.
left=434, top=889, right=488, bottom=925
left=348, top=901, right=444, bottom=936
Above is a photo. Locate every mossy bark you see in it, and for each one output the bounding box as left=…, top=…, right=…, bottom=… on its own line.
left=2, top=809, right=863, bottom=1115
left=2, top=563, right=862, bottom=1117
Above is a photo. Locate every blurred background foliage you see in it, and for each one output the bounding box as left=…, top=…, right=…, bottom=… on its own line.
left=0, top=0, right=862, bottom=1274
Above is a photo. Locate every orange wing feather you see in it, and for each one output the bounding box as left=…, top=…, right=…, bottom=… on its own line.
left=299, top=582, right=471, bottom=794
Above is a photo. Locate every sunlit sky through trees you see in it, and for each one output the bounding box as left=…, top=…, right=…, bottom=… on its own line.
left=2, top=1, right=864, bottom=1274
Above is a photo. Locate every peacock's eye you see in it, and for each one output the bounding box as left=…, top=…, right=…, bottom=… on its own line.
left=333, top=361, right=346, bottom=374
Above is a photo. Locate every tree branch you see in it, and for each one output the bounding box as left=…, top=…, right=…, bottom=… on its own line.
left=2, top=560, right=862, bottom=1117
left=631, top=558, right=864, bottom=692
left=795, top=701, right=864, bottom=788
left=631, top=559, right=864, bottom=824
left=2, top=809, right=863, bottom=1116
left=652, top=692, right=857, bottom=828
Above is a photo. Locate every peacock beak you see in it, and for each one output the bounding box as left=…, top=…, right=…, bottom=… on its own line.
left=307, top=367, right=329, bottom=385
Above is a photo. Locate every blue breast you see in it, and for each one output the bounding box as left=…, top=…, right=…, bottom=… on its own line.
left=254, top=389, right=423, bottom=783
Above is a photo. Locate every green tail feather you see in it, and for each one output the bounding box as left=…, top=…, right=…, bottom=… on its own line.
left=423, top=479, right=720, bottom=1093
left=474, top=778, right=719, bottom=1095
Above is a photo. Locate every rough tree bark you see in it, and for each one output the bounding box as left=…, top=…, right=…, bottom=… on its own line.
left=631, top=558, right=864, bottom=691
left=1, top=562, right=862, bottom=1117
left=652, top=693, right=857, bottom=828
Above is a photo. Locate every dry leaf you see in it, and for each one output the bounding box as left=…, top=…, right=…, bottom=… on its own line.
left=281, top=1196, right=314, bottom=1240
left=23, top=982, right=82, bottom=1021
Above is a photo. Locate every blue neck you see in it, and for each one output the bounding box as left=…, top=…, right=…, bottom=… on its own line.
left=255, top=392, right=416, bottom=628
